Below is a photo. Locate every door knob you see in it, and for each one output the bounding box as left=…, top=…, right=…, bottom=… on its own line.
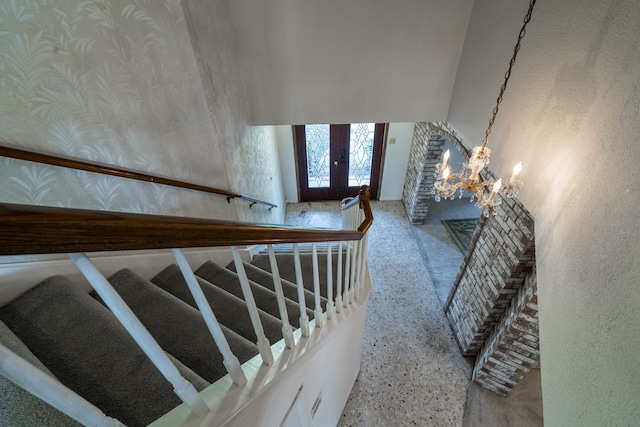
left=334, top=161, right=339, bottom=169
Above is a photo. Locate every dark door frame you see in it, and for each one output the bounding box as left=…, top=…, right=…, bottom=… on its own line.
left=294, top=123, right=385, bottom=202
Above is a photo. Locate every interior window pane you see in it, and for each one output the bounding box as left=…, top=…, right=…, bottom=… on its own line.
left=348, top=123, right=375, bottom=186
left=305, top=124, right=331, bottom=188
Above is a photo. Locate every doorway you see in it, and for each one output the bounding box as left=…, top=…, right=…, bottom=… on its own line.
left=294, top=123, right=385, bottom=201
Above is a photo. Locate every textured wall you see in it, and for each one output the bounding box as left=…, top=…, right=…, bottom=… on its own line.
left=0, top=0, right=284, bottom=225
left=229, top=126, right=285, bottom=223
left=182, top=0, right=285, bottom=224
left=447, top=0, right=640, bottom=424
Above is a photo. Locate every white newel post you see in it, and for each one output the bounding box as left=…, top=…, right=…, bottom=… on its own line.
left=69, top=253, right=209, bottom=417
left=0, top=343, right=126, bottom=427
left=172, top=249, right=247, bottom=386
left=267, top=244, right=296, bottom=349
left=231, top=247, right=275, bottom=366
left=311, top=243, right=324, bottom=328
left=293, top=243, right=311, bottom=337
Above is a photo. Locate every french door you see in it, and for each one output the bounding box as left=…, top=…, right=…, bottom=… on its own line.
left=295, top=123, right=385, bottom=201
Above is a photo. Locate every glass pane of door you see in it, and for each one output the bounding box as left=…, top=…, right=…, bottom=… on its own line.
left=348, top=123, right=376, bottom=187
left=304, top=124, right=331, bottom=188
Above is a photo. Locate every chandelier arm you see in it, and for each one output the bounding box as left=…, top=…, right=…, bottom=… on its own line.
left=447, top=172, right=467, bottom=182
left=481, top=0, right=537, bottom=148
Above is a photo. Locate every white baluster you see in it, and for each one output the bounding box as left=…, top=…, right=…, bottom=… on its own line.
left=293, top=243, right=311, bottom=337
left=335, top=241, right=344, bottom=313
left=69, top=253, right=208, bottom=417
left=231, top=247, right=274, bottom=366
left=0, top=343, right=125, bottom=427
left=342, top=241, right=352, bottom=308
left=172, top=249, right=247, bottom=385
left=267, top=244, right=295, bottom=349
left=311, top=243, right=324, bottom=328
left=354, top=236, right=364, bottom=299
left=326, top=243, right=335, bottom=320
left=358, top=232, right=370, bottom=294
left=349, top=241, right=358, bottom=304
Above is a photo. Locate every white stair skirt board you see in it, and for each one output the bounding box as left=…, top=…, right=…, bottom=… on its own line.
left=151, top=268, right=372, bottom=427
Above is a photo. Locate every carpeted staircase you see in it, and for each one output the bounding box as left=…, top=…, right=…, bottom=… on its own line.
left=0, top=252, right=338, bottom=427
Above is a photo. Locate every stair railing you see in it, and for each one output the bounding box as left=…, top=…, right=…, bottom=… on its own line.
left=0, top=185, right=373, bottom=425
left=0, top=145, right=277, bottom=210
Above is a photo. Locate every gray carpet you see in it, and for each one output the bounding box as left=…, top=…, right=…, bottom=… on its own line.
left=227, top=260, right=322, bottom=311
left=152, top=264, right=283, bottom=344
left=102, top=269, right=255, bottom=383
left=0, top=321, right=81, bottom=427
left=250, top=252, right=345, bottom=301
left=195, top=261, right=307, bottom=329
left=0, top=276, right=181, bottom=427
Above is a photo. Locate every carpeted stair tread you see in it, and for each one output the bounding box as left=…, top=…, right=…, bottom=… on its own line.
left=195, top=261, right=311, bottom=329
left=0, top=276, right=181, bottom=427
left=250, top=253, right=346, bottom=300
left=226, top=260, right=324, bottom=310
left=102, top=269, right=257, bottom=383
left=0, top=320, right=81, bottom=427
left=151, top=264, right=283, bottom=345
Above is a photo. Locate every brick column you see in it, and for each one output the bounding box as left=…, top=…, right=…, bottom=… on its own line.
left=402, top=123, right=445, bottom=224
left=445, top=170, right=536, bottom=356
left=472, top=265, right=539, bottom=395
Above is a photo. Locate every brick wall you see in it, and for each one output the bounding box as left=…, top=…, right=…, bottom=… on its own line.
left=445, top=177, right=536, bottom=356
left=402, top=122, right=468, bottom=224
left=402, top=123, right=443, bottom=223
left=472, top=265, right=539, bottom=396
left=401, top=121, right=539, bottom=395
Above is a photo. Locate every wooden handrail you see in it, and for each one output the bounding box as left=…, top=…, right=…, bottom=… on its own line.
left=357, top=186, right=373, bottom=234
left=0, top=145, right=277, bottom=209
left=0, top=197, right=373, bottom=255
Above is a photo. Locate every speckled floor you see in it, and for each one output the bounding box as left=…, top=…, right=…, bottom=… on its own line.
left=285, top=201, right=472, bottom=427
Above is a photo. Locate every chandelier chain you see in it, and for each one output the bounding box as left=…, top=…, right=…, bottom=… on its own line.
left=481, top=0, right=537, bottom=148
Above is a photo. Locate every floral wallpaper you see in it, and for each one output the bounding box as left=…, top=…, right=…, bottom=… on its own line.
left=230, top=125, right=285, bottom=223
left=0, top=0, right=285, bottom=230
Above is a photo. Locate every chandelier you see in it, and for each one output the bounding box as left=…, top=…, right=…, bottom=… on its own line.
left=433, top=0, right=536, bottom=217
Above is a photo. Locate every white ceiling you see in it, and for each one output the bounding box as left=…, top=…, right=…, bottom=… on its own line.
left=228, top=0, right=475, bottom=125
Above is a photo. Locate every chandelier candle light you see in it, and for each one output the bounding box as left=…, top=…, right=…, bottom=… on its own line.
left=433, top=0, right=535, bottom=218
